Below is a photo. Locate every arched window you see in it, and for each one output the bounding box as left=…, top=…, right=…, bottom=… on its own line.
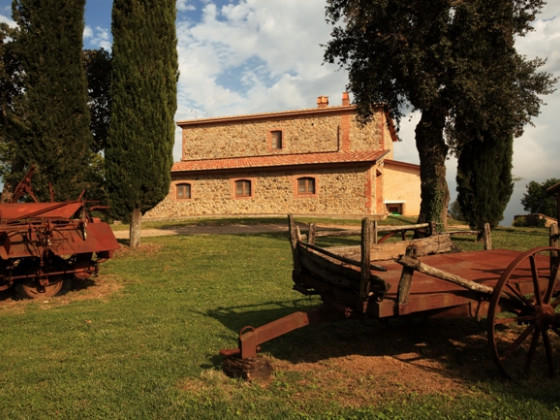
left=176, top=183, right=191, bottom=199
left=297, top=177, right=316, bottom=195
left=235, top=179, right=252, bottom=197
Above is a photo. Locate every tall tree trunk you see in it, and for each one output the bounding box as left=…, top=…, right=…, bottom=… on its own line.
left=415, top=106, right=449, bottom=232
left=129, top=207, right=142, bottom=249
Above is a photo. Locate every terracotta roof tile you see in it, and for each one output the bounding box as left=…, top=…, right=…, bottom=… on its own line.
left=172, top=150, right=388, bottom=173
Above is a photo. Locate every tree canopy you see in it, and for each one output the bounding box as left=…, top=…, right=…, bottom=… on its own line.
left=324, top=0, right=555, bottom=229
left=106, top=0, right=178, bottom=247
left=5, top=0, right=92, bottom=201
left=521, top=178, right=560, bottom=217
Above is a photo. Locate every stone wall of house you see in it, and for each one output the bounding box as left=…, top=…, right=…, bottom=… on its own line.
left=144, top=165, right=376, bottom=219
left=181, top=110, right=385, bottom=160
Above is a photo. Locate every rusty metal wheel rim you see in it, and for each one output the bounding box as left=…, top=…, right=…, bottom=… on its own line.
left=488, top=246, right=560, bottom=380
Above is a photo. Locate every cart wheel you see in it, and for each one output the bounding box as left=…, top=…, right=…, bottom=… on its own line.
left=488, top=247, right=560, bottom=380
left=15, top=278, right=69, bottom=299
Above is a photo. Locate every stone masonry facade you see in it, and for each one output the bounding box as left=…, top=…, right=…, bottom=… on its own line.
left=145, top=93, right=420, bottom=219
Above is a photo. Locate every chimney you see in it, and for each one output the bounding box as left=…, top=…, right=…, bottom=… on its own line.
left=342, top=92, right=350, bottom=106
left=317, top=96, right=329, bottom=108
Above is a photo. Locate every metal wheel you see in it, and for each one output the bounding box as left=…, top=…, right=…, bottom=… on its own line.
left=488, top=247, right=560, bottom=380
left=15, top=278, right=68, bottom=299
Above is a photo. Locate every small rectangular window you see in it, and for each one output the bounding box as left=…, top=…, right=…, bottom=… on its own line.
left=387, top=203, right=403, bottom=215
left=235, top=180, right=252, bottom=197
left=176, top=183, right=191, bottom=199
left=297, top=177, right=315, bottom=195
left=271, top=130, right=283, bottom=149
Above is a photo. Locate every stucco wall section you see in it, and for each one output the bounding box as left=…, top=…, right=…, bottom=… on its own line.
left=383, top=161, right=421, bottom=216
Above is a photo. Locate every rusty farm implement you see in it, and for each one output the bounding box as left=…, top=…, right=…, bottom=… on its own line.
left=0, top=168, right=119, bottom=299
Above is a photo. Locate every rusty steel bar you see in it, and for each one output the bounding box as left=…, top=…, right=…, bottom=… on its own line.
left=220, top=308, right=331, bottom=359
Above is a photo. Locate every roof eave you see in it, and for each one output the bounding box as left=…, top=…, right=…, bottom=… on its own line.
left=176, top=105, right=363, bottom=127
left=171, top=154, right=387, bottom=177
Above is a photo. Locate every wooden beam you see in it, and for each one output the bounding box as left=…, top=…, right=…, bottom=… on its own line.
left=397, top=255, right=494, bottom=295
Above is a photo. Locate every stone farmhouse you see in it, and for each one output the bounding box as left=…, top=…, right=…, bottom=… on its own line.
left=145, top=93, right=420, bottom=219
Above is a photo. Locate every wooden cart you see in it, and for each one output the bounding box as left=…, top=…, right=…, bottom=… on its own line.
left=221, top=215, right=560, bottom=381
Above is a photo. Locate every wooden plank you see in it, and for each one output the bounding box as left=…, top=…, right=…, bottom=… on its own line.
left=397, top=255, right=494, bottom=295
left=483, top=223, right=492, bottom=250
left=308, top=223, right=317, bottom=245
left=325, top=234, right=455, bottom=262
left=369, top=234, right=454, bottom=261
left=360, top=218, right=372, bottom=304
left=315, top=229, right=361, bottom=238
left=550, top=223, right=559, bottom=249
left=288, top=214, right=301, bottom=272
left=303, top=243, right=361, bottom=268
left=298, top=245, right=361, bottom=289
left=375, top=222, right=430, bottom=232
left=396, top=246, right=416, bottom=311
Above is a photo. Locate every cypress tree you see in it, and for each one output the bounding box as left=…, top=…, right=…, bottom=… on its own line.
left=0, top=22, right=22, bottom=199
left=456, top=133, right=514, bottom=229
left=449, top=0, right=554, bottom=229
left=106, top=0, right=178, bottom=248
left=9, top=0, right=92, bottom=201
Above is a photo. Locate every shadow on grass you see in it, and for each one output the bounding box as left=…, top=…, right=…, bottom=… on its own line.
left=117, top=238, right=129, bottom=247
left=0, top=276, right=99, bottom=302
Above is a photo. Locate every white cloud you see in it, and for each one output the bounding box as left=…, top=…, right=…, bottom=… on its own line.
left=177, top=0, right=196, bottom=13
left=505, top=9, right=560, bottom=223
left=175, top=0, right=347, bottom=119
left=83, top=25, right=111, bottom=51
left=0, top=10, right=14, bottom=27
left=173, top=0, right=348, bottom=160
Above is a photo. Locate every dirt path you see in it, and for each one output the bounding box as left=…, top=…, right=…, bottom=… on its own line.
left=112, top=223, right=470, bottom=240
left=112, top=223, right=291, bottom=239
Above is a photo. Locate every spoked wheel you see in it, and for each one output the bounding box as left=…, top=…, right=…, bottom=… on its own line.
left=15, top=278, right=69, bottom=299
left=488, top=247, right=560, bottom=381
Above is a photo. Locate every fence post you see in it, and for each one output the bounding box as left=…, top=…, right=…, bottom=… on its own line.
left=360, top=218, right=372, bottom=312
left=483, top=223, right=492, bottom=250
left=550, top=223, right=559, bottom=249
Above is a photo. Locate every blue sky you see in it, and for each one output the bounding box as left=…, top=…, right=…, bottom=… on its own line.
left=1, top=1, right=560, bottom=225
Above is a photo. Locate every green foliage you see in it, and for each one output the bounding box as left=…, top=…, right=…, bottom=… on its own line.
left=512, top=215, right=546, bottom=228
left=83, top=49, right=111, bottom=154
left=324, top=0, right=555, bottom=228
left=79, top=49, right=112, bottom=206
left=456, top=134, right=514, bottom=230
left=448, top=200, right=465, bottom=222
left=6, top=0, right=92, bottom=201
left=521, top=178, right=560, bottom=217
left=106, top=1, right=178, bottom=222
left=0, top=22, right=23, bottom=198
left=456, top=225, right=550, bottom=251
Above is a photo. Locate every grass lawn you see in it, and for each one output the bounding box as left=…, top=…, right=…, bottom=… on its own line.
left=0, top=221, right=559, bottom=419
